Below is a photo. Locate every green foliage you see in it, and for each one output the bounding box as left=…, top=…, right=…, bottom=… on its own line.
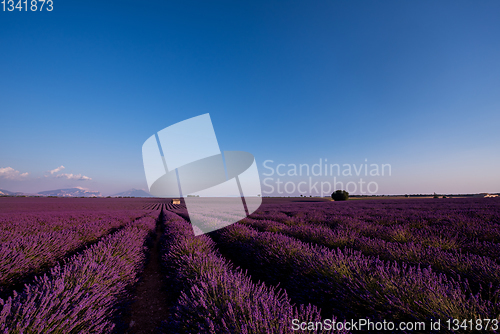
left=331, top=190, right=349, bottom=201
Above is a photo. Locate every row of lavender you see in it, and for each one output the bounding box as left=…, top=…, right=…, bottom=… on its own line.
left=159, top=211, right=347, bottom=334
left=239, top=217, right=500, bottom=297
left=247, top=199, right=500, bottom=289
left=0, top=210, right=149, bottom=291
left=0, top=216, right=157, bottom=332
left=212, top=222, right=499, bottom=325
left=250, top=199, right=500, bottom=251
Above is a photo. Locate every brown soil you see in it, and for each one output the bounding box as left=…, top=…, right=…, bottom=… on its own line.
left=125, top=218, right=169, bottom=333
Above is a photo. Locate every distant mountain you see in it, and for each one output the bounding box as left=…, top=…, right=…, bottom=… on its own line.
left=0, top=189, right=14, bottom=196
left=37, top=187, right=101, bottom=197
left=112, top=188, right=153, bottom=197
left=0, top=189, right=24, bottom=196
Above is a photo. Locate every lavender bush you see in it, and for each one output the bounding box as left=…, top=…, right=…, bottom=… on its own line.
left=0, top=216, right=156, bottom=333
left=214, top=223, right=498, bottom=322
left=239, top=217, right=500, bottom=294
left=0, top=211, right=149, bottom=290
left=161, top=214, right=345, bottom=334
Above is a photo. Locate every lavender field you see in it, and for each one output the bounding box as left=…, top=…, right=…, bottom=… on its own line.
left=0, top=196, right=499, bottom=333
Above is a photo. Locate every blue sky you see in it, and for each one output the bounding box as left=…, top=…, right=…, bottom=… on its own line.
left=1, top=0, right=499, bottom=195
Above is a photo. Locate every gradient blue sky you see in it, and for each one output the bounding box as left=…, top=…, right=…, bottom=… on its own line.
left=1, top=0, right=499, bottom=195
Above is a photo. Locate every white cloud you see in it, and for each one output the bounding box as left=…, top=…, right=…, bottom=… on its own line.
left=0, top=167, right=29, bottom=180
left=56, top=173, right=92, bottom=181
left=45, top=165, right=91, bottom=181
left=48, top=165, right=65, bottom=174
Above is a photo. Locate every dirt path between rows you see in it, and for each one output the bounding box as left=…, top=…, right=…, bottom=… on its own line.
left=125, top=211, right=170, bottom=333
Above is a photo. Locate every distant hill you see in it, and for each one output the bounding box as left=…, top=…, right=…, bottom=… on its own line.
left=0, top=189, right=14, bottom=196
left=37, top=187, right=101, bottom=197
left=112, top=188, right=153, bottom=197
left=0, top=189, right=24, bottom=196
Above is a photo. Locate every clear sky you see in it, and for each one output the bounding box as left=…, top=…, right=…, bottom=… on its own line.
left=1, top=0, right=499, bottom=196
